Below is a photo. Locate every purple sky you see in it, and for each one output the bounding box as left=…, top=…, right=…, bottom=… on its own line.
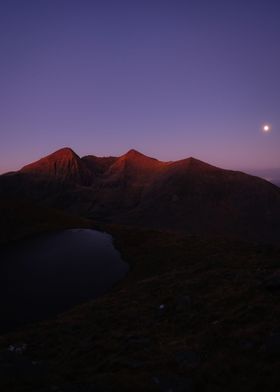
left=1, top=0, right=280, bottom=173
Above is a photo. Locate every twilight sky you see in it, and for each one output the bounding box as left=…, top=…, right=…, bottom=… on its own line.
left=1, top=0, right=280, bottom=173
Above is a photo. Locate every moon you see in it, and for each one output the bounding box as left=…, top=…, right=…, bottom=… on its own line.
left=262, top=124, right=271, bottom=133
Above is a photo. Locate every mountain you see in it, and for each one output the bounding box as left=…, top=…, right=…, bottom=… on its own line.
left=1, top=148, right=280, bottom=242
left=0, top=199, right=90, bottom=245
left=20, top=147, right=93, bottom=184
left=244, top=168, right=280, bottom=187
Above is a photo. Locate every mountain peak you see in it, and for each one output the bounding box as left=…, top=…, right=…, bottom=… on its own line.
left=170, top=156, right=222, bottom=172
left=3, top=146, right=280, bottom=243
left=21, top=148, right=79, bottom=172
left=20, top=147, right=84, bottom=182
left=121, top=149, right=162, bottom=163
left=124, top=149, right=146, bottom=158
left=117, top=149, right=164, bottom=168
left=49, top=147, right=79, bottom=159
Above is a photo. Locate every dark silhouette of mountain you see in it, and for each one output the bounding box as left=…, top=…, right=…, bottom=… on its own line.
left=244, top=168, right=280, bottom=187
left=1, top=148, right=280, bottom=242
left=0, top=199, right=90, bottom=245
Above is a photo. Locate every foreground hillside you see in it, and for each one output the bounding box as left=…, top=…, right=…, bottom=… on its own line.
left=1, top=226, right=280, bottom=391
left=0, top=199, right=91, bottom=245
left=1, top=148, right=280, bottom=243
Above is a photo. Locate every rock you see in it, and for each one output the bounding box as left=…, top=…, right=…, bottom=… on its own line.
left=152, top=374, right=194, bottom=392
left=175, top=296, right=191, bottom=311
left=239, top=339, right=257, bottom=351
left=120, top=359, right=145, bottom=369
left=263, top=332, right=280, bottom=354
left=263, top=271, right=280, bottom=291
left=8, top=343, right=27, bottom=354
left=126, top=335, right=151, bottom=346
left=50, top=386, right=61, bottom=392
left=48, top=384, right=105, bottom=392
left=156, top=303, right=167, bottom=318
left=0, top=348, right=48, bottom=383
left=175, top=351, right=200, bottom=368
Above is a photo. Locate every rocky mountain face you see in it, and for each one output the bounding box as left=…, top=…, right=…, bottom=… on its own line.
left=1, top=148, right=280, bottom=242
left=20, top=148, right=93, bottom=184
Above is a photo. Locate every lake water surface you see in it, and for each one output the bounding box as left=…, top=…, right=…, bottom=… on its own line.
left=0, top=229, right=128, bottom=333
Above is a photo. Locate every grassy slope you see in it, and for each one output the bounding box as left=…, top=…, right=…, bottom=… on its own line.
left=0, top=199, right=92, bottom=245
left=0, top=226, right=280, bottom=391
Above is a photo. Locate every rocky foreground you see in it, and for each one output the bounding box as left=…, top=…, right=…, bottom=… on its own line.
left=1, top=226, right=280, bottom=391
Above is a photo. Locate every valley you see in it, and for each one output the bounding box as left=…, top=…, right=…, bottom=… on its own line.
left=1, top=148, right=280, bottom=391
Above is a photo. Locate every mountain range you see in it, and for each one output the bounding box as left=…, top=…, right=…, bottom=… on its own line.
left=244, top=168, right=280, bottom=187
left=1, top=147, right=280, bottom=243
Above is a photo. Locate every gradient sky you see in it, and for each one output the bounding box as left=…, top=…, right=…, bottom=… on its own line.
left=1, top=0, right=280, bottom=173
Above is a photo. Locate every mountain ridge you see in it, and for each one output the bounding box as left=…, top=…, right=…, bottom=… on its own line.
left=19, top=147, right=225, bottom=175
left=1, top=147, right=280, bottom=243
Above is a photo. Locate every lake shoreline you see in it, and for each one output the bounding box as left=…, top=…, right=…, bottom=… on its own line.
left=0, top=229, right=129, bottom=334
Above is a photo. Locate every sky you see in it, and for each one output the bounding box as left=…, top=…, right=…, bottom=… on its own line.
left=1, top=0, right=280, bottom=173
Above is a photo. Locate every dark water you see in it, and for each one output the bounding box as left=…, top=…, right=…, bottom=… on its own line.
left=0, top=229, right=128, bottom=333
